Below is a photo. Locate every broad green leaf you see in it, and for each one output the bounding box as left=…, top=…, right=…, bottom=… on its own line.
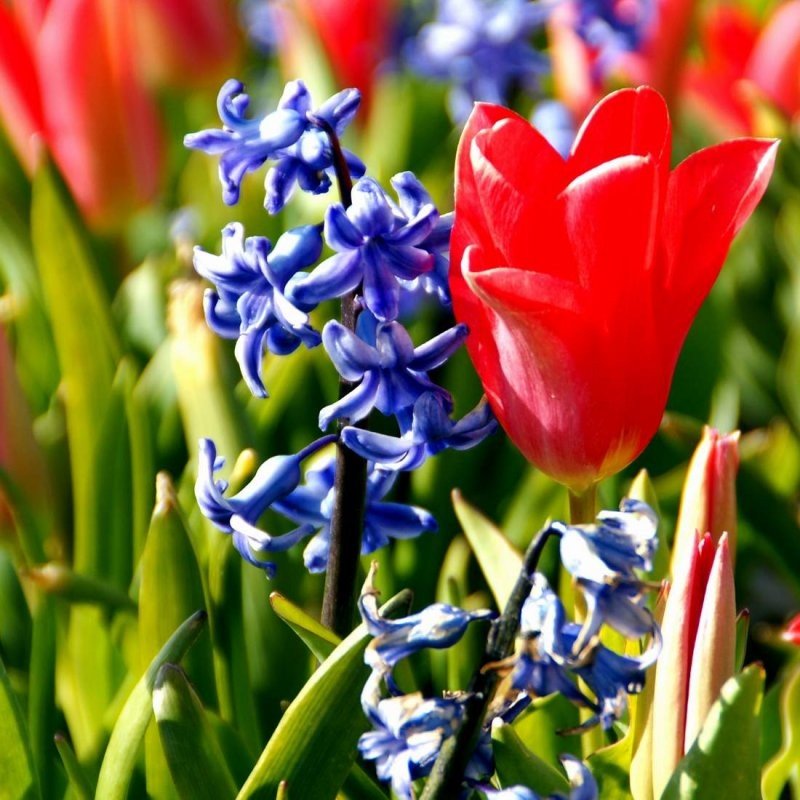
left=492, top=721, right=570, bottom=795
left=587, top=735, right=633, bottom=800
left=54, top=733, right=93, bottom=799
left=237, top=590, right=412, bottom=800
left=31, top=160, right=119, bottom=576
left=153, top=664, right=238, bottom=800
left=453, top=490, right=522, bottom=608
left=95, top=610, right=208, bottom=800
left=661, top=664, right=764, bottom=800
left=0, top=653, right=40, bottom=799
left=341, top=764, right=389, bottom=800
left=28, top=596, right=57, bottom=797
left=0, top=196, right=58, bottom=412
left=140, top=474, right=212, bottom=800
left=762, top=663, right=800, bottom=800
left=269, top=591, right=340, bottom=663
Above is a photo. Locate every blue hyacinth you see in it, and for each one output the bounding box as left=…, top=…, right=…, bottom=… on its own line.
left=195, top=435, right=335, bottom=575
left=290, top=175, right=441, bottom=321
left=342, top=392, right=498, bottom=471
left=185, top=79, right=365, bottom=211
left=273, top=460, right=438, bottom=573
left=194, top=222, right=323, bottom=397
left=317, top=312, right=466, bottom=429
left=406, top=0, right=551, bottom=121
left=574, top=0, right=653, bottom=77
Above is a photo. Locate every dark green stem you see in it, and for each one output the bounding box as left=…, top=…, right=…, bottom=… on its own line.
left=310, top=116, right=369, bottom=636
left=421, top=525, right=559, bottom=799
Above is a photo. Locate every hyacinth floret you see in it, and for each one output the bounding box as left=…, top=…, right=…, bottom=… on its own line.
left=272, top=460, right=438, bottom=573
left=391, top=171, right=455, bottom=305
left=359, top=668, right=467, bottom=800
left=194, top=222, right=323, bottom=397
left=556, top=498, right=659, bottom=648
left=317, top=311, right=467, bottom=429
left=407, top=0, right=551, bottom=121
left=194, top=435, right=335, bottom=575
left=358, top=562, right=495, bottom=671
left=290, top=176, right=440, bottom=321
left=184, top=79, right=365, bottom=210
left=341, top=392, right=498, bottom=471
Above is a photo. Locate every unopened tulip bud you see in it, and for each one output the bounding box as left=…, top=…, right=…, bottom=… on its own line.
left=671, top=426, right=739, bottom=574
left=782, top=613, right=800, bottom=646
left=651, top=533, right=736, bottom=797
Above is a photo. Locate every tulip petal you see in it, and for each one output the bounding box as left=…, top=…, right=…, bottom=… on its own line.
left=470, top=116, right=570, bottom=275
left=0, top=4, right=45, bottom=170
left=684, top=534, right=736, bottom=752
left=570, top=86, right=671, bottom=180
left=660, top=137, right=778, bottom=346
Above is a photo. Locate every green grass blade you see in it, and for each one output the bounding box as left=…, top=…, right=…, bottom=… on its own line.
left=236, top=591, right=412, bottom=800
left=153, top=664, right=238, bottom=800
left=269, top=592, right=340, bottom=663
left=0, top=653, right=40, bottom=799
left=94, top=610, right=208, bottom=800
left=54, top=733, right=93, bottom=800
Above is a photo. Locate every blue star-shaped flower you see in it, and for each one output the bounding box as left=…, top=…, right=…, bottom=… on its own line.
left=290, top=176, right=440, bottom=321
left=318, top=312, right=466, bottom=429
left=195, top=435, right=335, bottom=575
left=341, top=392, right=498, bottom=471
left=193, top=222, right=324, bottom=397
left=185, top=79, right=365, bottom=211
left=273, top=458, right=438, bottom=573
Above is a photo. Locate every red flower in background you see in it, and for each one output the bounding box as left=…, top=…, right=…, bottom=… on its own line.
left=451, top=86, right=777, bottom=491
left=0, top=0, right=162, bottom=228
left=686, top=0, right=800, bottom=135
left=282, top=0, right=395, bottom=112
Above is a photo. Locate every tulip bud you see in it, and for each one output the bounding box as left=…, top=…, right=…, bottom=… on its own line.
left=671, top=427, right=739, bottom=574
left=650, top=532, right=736, bottom=798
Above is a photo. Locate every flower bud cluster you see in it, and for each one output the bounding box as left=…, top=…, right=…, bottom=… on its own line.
left=187, top=79, right=497, bottom=574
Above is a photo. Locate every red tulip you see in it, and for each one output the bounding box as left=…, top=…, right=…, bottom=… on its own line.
left=451, top=86, right=777, bottom=491
left=130, top=0, right=242, bottom=89
left=684, top=1, right=800, bottom=136
left=0, top=0, right=162, bottom=228
left=284, top=0, right=394, bottom=112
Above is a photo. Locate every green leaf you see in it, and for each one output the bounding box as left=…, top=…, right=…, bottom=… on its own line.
left=661, top=664, right=765, bottom=800
left=341, top=764, right=389, bottom=800
left=453, top=490, right=522, bottom=608
left=54, top=733, right=93, bottom=800
left=762, top=663, right=800, bottom=800
left=31, top=160, right=120, bottom=576
left=0, top=653, right=40, bottom=799
left=95, top=610, right=208, bottom=800
left=587, top=735, right=633, bottom=800
left=153, top=664, right=238, bottom=800
left=139, top=474, right=212, bottom=799
left=492, top=721, right=570, bottom=795
left=237, top=590, right=412, bottom=800
left=269, top=592, right=340, bottom=663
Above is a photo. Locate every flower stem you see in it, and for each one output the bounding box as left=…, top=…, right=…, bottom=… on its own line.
left=420, top=524, right=559, bottom=799
left=567, top=484, right=604, bottom=754
left=311, top=116, right=369, bottom=637
left=568, top=484, right=598, bottom=524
